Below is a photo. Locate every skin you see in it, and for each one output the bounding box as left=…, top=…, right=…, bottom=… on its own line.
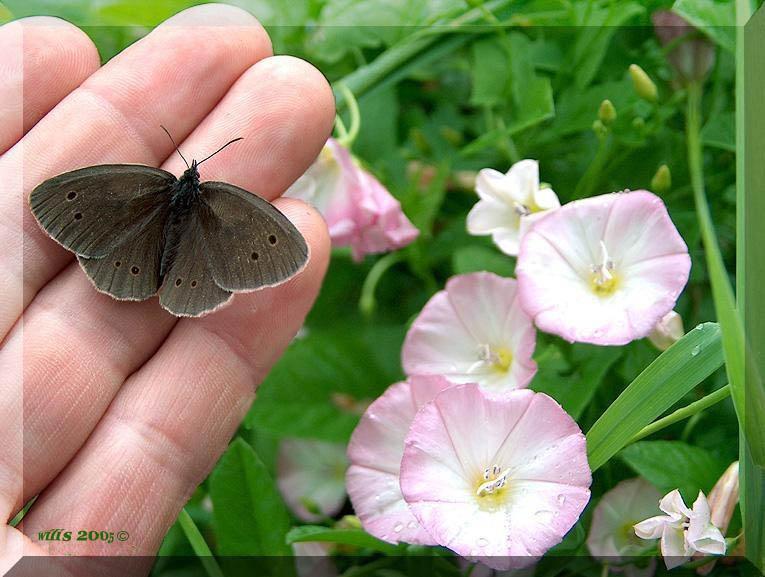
left=0, top=5, right=334, bottom=574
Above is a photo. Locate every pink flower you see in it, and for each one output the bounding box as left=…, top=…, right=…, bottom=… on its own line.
left=467, top=160, right=561, bottom=256
left=587, top=478, right=662, bottom=576
left=633, top=490, right=726, bottom=570
left=285, top=138, right=419, bottom=260
left=346, top=375, right=454, bottom=545
left=277, top=438, right=348, bottom=522
left=402, top=273, right=537, bottom=392
left=516, top=190, right=691, bottom=345
left=399, top=384, right=591, bottom=570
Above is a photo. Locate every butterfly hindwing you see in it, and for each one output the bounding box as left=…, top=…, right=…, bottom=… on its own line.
left=77, top=200, right=170, bottom=301
left=29, top=164, right=176, bottom=258
left=199, top=181, right=309, bottom=291
left=158, top=202, right=232, bottom=317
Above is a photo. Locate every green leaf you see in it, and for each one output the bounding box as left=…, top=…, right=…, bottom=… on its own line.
left=586, top=323, right=724, bottom=471
left=533, top=344, right=622, bottom=420
left=209, top=438, right=291, bottom=556
left=286, top=526, right=401, bottom=555
left=701, top=111, right=736, bottom=152
left=451, top=245, right=515, bottom=277
left=508, top=32, right=555, bottom=128
left=673, top=0, right=736, bottom=53
left=245, top=324, right=404, bottom=442
left=470, top=38, right=509, bottom=107
left=621, top=441, right=727, bottom=501
left=571, top=2, right=645, bottom=88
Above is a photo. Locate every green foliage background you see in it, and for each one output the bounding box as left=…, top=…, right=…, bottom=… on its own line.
left=3, top=0, right=756, bottom=575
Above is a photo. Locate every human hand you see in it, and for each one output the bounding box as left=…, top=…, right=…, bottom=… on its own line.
left=0, top=4, right=333, bottom=572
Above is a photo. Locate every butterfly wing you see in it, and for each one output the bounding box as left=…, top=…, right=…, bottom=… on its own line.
left=198, top=181, right=309, bottom=291
left=77, top=200, right=170, bottom=301
left=29, top=164, right=176, bottom=258
left=158, top=201, right=232, bottom=317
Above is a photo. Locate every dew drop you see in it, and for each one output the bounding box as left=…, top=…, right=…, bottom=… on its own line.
left=407, top=521, right=417, bottom=529
left=691, top=345, right=701, bottom=357
left=477, top=537, right=489, bottom=547
left=557, top=494, right=566, bottom=506
left=393, top=523, right=404, bottom=533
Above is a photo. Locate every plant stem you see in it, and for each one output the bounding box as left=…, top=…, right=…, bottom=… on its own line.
left=178, top=508, right=225, bottom=577
left=359, top=252, right=403, bottom=317
left=627, top=385, right=731, bottom=445
left=573, top=133, right=611, bottom=199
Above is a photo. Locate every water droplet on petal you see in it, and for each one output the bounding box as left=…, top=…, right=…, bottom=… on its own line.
left=557, top=494, right=566, bottom=505
left=407, top=521, right=417, bottom=529
left=477, top=537, right=489, bottom=547
left=393, top=523, right=404, bottom=533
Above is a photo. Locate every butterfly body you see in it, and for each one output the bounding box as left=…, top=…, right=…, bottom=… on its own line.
left=30, top=161, right=308, bottom=317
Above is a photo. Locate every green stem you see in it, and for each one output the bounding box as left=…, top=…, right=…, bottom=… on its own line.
left=178, top=508, right=225, bottom=577
left=336, top=83, right=361, bottom=148
left=627, top=385, right=731, bottom=445
left=573, top=133, right=612, bottom=199
left=359, top=252, right=404, bottom=317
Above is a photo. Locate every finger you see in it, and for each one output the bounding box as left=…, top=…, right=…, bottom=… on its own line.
left=21, top=200, right=330, bottom=556
left=13, top=55, right=333, bottom=513
left=0, top=3, right=272, bottom=339
left=0, top=17, right=100, bottom=155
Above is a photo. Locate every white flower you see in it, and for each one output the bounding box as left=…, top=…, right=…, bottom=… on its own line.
left=467, top=159, right=560, bottom=256
left=634, top=490, right=726, bottom=570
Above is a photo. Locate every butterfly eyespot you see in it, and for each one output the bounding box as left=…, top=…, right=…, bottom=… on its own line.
left=114, top=261, right=121, bottom=268
left=268, top=234, right=277, bottom=245
left=250, top=251, right=259, bottom=261
left=66, top=191, right=77, bottom=200
left=175, top=278, right=183, bottom=286
left=130, top=266, right=140, bottom=275
left=74, top=212, right=83, bottom=220
left=190, top=280, right=198, bottom=288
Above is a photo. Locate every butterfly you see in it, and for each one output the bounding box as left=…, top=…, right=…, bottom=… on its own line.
left=29, top=129, right=308, bottom=317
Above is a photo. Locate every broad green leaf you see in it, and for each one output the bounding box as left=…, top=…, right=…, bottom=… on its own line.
left=209, top=438, right=291, bottom=556
left=533, top=344, right=622, bottom=420
left=245, top=324, right=404, bottom=442
left=701, top=111, right=735, bottom=152
left=586, top=323, right=724, bottom=471
left=470, top=38, right=509, bottom=107
left=451, top=245, right=515, bottom=277
left=508, top=32, right=555, bottom=128
left=673, top=0, right=735, bottom=53
left=286, top=526, right=401, bottom=554
left=621, top=441, right=727, bottom=501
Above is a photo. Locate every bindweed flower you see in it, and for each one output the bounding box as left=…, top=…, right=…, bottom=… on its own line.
left=399, top=384, right=591, bottom=571
left=285, top=138, right=419, bottom=261
left=516, top=190, right=691, bottom=345
left=587, top=478, right=662, bottom=576
left=402, top=272, right=537, bottom=392
left=634, top=490, right=726, bottom=570
left=696, top=461, right=739, bottom=575
left=467, top=160, right=560, bottom=256
left=346, top=375, right=455, bottom=545
left=277, top=438, right=348, bottom=522
left=648, top=310, right=685, bottom=351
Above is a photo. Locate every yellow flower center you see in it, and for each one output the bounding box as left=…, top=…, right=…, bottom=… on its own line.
left=589, top=240, right=620, bottom=297
left=475, top=465, right=512, bottom=510
left=477, top=344, right=513, bottom=374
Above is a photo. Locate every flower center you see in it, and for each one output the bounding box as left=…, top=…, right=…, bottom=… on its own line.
left=589, top=240, right=619, bottom=296
left=475, top=344, right=513, bottom=374
left=475, top=464, right=512, bottom=509
left=512, top=201, right=532, bottom=217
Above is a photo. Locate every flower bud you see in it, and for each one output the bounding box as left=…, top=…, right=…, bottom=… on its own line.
left=629, top=64, right=658, bottom=102
left=648, top=310, right=684, bottom=351
left=653, top=10, right=715, bottom=85
left=651, top=164, right=672, bottom=194
left=599, top=99, right=617, bottom=126
left=592, top=119, right=608, bottom=138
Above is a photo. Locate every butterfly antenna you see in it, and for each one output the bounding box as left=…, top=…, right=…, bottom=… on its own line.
left=197, top=137, right=244, bottom=166
left=160, top=125, right=189, bottom=169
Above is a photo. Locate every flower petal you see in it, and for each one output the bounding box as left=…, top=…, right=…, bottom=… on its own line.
left=466, top=198, right=517, bottom=235
left=660, top=525, right=690, bottom=569
left=346, top=376, right=453, bottom=545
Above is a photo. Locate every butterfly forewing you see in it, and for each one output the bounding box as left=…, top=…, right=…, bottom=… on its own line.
left=159, top=203, right=233, bottom=317
left=30, top=165, right=176, bottom=258
left=77, top=201, right=171, bottom=301
left=199, top=181, right=308, bottom=291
